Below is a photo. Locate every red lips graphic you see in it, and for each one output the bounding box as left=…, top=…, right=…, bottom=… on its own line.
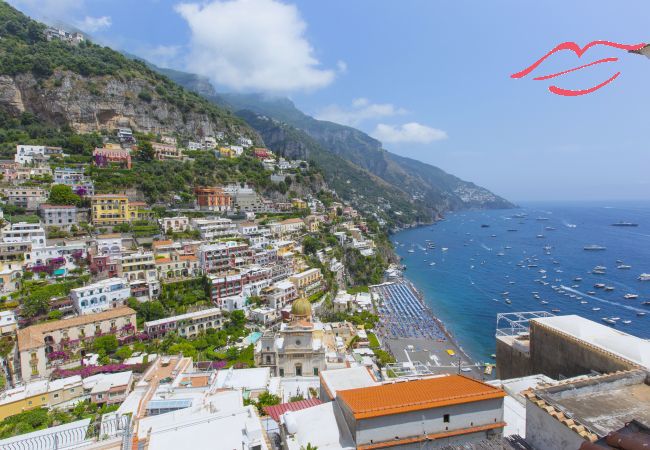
left=511, top=41, right=646, bottom=96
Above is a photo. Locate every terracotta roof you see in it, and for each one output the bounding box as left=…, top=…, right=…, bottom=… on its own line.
left=17, top=307, right=136, bottom=351
left=152, top=240, right=173, bottom=248
left=337, top=375, right=505, bottom=420
left=263, top=398, right=322, bottom=422
left=155, top=257, right=172, bottom=264
left=178, top=255, right=197, bottom=261
left=97, top=233, right=122, bottom=239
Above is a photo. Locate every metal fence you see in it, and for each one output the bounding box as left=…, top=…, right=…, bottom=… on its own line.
left=1, top=414, right=131, bottom=450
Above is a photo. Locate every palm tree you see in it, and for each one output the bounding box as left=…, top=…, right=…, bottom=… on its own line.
left=300, top=444, right=318, bottom=450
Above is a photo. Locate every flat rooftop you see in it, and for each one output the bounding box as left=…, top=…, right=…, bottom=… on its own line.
left=530, top=370, right=650, bottom=438
left=532, top=315, right=650, bottom=370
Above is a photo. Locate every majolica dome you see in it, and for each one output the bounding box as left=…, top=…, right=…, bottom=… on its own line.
left=291, top=297, right=312, bottom=318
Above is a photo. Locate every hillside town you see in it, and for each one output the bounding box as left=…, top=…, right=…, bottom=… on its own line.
left=0, top=11, right=648, bottom=450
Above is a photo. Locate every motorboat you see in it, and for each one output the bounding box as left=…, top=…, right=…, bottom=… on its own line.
left=584, top=245, right=606, bottom=251
left=623, top=294, right=639, bottom=300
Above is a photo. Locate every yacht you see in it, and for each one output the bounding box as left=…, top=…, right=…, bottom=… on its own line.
left=592, top=307, right=601, bottom=311
left=594, top=283, right=606, bottom=289
left=604, top=286, right=615, bottom=292
left=623, top=294, right=639, bottom=300
left=580, top=300, right=588, bottom=304
left=407, top=249, right=415, bottom=253
left=602, top=318, right=617, bottom=325
left=551, top=309, right=561, bottom=313
left=481, top=224, right=490, bottom=228
left=637, top=312, right=646, bottom=317
left=505, top=299, right=512, bottom=304
left=587, top=291, right=596, bottom=295
left=429, top=262, right=436, bottom=266
left=622, top=320, right=632, bottom=324
left=540, top=300, right=549, bottom=305
left=617, top=264, right=632, bottom=270
left=638, top=273, right=650, bottom=281
left=536, top=234, right=545, bottom=239
left=584, top=245, right=606, bottom=251
left=536, top=217, right=550, bottom=221
left=611, top=222, right=639, bottom=227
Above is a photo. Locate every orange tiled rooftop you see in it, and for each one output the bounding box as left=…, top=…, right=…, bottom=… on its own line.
left=337, top=375, right=505, bottom=419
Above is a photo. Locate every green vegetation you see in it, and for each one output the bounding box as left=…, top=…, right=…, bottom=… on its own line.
left=367, top=332, right=380, bottom=349
left=344, top=248, right=387, bottom=286
left=346, top=285, right=369, bottom=295
left=19, top=277, right=88, bottom=318
left=245, top=391, right=281, bottom=415
left=47, top=184, right=80, bottom=206
left=0, top=402, right=119, bottom=439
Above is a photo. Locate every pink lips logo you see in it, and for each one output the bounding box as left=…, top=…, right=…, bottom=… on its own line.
left=511, top=41, right=646, bottom=96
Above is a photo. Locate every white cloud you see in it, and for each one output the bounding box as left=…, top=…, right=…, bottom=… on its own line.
left=75, top=15, right=112, bottom=32
left=316, top=98, right=407, bottom=126
left=175, top=0, right=335, bottom=92
left=372, top=122, right=448, bottom=144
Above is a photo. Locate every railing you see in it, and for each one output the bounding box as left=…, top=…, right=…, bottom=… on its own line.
left=1, top=414, right=131, bottom=450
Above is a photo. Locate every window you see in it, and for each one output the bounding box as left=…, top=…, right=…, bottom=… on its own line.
left=279, top=368, right=284, bottom=376
left=443, top=414, right=450, bottom=423
left=313, top=367, right=319, bottom=375
left=53, top=393, right=59, bottom=398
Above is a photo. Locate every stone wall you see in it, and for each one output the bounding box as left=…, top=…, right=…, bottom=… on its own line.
left=495, top=336, right=532, bottom=380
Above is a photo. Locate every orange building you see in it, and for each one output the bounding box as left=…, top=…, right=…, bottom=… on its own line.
left=194, top=187, right=232, bottom=212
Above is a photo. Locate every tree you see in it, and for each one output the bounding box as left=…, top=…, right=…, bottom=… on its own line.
left=48, top=185, right=81, bottom=206
left=302, top=236, right=320, bottom=255
left=115, top=346, right=133, bottom=361
left=229, top=310, right=246, bottom=328
left=301, top=444, right=318, bottom=450
left=93, top=335, right=118, bottom=355
left=168, top=342, right=198, bottom=359
left=255, top=391, right=281, bottom=415
left=136, top=141, right=155, bottom=161
left=21, top=296, right=49, bottom=318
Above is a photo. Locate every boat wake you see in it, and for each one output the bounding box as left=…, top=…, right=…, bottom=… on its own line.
left=560, top=285, right=646, bottom=314
left=480, top=243, right=492, bottom=251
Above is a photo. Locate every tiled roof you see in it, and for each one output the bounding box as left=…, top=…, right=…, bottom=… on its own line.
left=17, top=307, right=136, bottom=351
left=152, top=240, right=173, bottom=247
left=337, top=375, right=505, bottom=420
left=263, top=398, right=322, bottom=422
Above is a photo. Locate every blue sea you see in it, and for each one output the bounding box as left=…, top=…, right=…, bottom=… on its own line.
left=391, top=201, right=650, bottom=362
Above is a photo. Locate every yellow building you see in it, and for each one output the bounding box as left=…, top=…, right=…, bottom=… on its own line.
left=289, top=268, right=323, bottom=298
left=91, top=194, right=128, bottom=226
left=91, top=195, right=151, bottom=226
left=218, top=147, right=235, bottom=158
left=0, top=376, right=83, bottom=421
left=291, top=198, right=307, bottom=209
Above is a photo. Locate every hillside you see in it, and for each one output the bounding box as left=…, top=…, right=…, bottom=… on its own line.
left=218, top=94, right=514, bottom=212
left=0, top=2, right=256, bottom=142
left=152, top=73, right=514, bottom=222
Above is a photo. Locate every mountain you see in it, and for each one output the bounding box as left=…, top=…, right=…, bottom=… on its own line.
left=0, top=3, right=256, bottom=142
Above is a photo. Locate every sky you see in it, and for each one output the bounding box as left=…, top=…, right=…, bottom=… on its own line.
left=8, top=0, right=650, bottom=202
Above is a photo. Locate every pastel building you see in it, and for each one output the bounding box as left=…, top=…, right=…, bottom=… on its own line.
left=70, top=277, right=131, bottom=315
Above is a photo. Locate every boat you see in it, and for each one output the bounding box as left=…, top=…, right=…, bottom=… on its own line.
left=501, top=291, right=509, bottom=296
left=587, top=291, right=596, bottom=295
left=604, top=286, right=615, bottom=291
left=611, top=317, right=621, bottom=321
left=507, top=229, right=518, bottom=232
left=580, top=300, right=588, bottom=304
left=566, top=223, right=577, bottom=228
left=527, top=264, right=538, bottom=268
left=592, top=269, right=606, bottom=275
left=505, top=299, right=512, bottom=304
left=623, top=294, right=639, bottom=300
left=536, top=217, right=550, bottom=221
left=617, top=264, right=632, bottom=270
left=584, top=245, right=606, bottom=251
left=622, top=320, right=632, bottom=324
left=536, top=234, right=545, bottom=239
left=592, top=307, right=601, bottom=311
left=594, top=283, right=606, bottom=289
left=441, top=248, right=448, bottom=252
left=644, top=301, right=650, bottom=306
left=593, top=265, right=607, bottom=272
left=574, top=277, right=582, bottom=281
left=407, top=249, right=415, bottom=253
left=429, top=262, right=436, bottom=266
left=602, top=318, right=616, bottom=325
left=638, top=273, right=650, bottom=281
left=545, top=226, right=556, bottom=231
left=481, top=224, right=490, bottom=228
left=540, top=300, right=549, bottom=305
left=551, top=308, right=561, bottom=313
left=637, top=312, right=646, bottom=316
left=611, top=222, right=639, bottom=227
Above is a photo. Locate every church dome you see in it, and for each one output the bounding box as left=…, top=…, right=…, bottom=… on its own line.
left=291, top=297, right=312, bottom=318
